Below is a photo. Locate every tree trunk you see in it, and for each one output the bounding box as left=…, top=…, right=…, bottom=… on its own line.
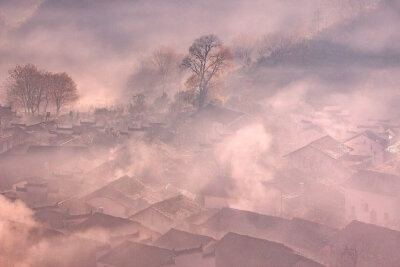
left=198, top=89, right=206, bottom=109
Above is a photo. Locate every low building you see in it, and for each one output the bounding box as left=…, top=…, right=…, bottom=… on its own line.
left=153, top=228, right=216, bottom=267
left=284, top=135, right=352, bottom=183
left=342, top=170, right=400, bottom=228
left=130, top=195, right=202, bottom=234
left=344, top=131, right=388, bottom=166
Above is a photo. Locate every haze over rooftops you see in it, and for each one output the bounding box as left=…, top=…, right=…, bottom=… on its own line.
left=346, top=130, right=387, bottom=147
left=345, top=169, right=400, bottom=196
left=201, top=207, right=289, bottom=233
left=191, top=104, right=244, bottom=125
left=83, top=176, right=150, bottom=203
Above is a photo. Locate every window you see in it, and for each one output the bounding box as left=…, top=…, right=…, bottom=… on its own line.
left=363, top=203, right=369, bottom=212
left=384, top=212, right=389, bottom=223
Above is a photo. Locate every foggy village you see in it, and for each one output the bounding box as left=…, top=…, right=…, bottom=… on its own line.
left=1, top=0, right=400, bottom=266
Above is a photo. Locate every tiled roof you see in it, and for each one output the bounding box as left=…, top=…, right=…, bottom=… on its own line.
left=98, top=241, right=175, bottom=267
left=285, top=135, right=351, bottom=160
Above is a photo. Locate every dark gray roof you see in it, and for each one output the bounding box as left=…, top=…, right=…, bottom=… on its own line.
left=83, top=176, right=150, bottom=211
left=216, top=232, right=324, bottom=267
left=73, top=212, right=140, bottom=232
left=153, top=228, right=215, bottom=250
left=98, top=241, right=175, bottom=267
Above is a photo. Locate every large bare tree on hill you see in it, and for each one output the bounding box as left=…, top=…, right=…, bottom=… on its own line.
left=181, top=35, right=232, bottom=109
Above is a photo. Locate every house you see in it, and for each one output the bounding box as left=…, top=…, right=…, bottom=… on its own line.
left=199, top=207, right=291, bottom=239
left=282, top=217, right=339, bottom=265
left=200, top=207, right=338, bottom=263
left=12, top=174, right=86, bottom=209
left=378, top=123, right=400, bottom=145
left=0, top=135, right=14, bottom=154
left=14, top=177, right=59, bottom=208
left=82, top=176, right=151, bottom=218
left=344, top=131, right=388, bottom=165
left=24, top=122, right=58, bottom=144
left=34, top=209, right=92, bottom=230
left=342, top=170, right=400, bottom=228
left=215, top=232, right=324, bottom=267
left=130, top=195, right=202, bottom=234
left=83, top=186, right=149, bottom=218
left=57, top=196, right=93, bottom=215
left=0, top=105, right=16, bottom=127
left=97, top=241, right=175, bottom=267
left=266, top=169, right=346, bottom=227
left=328, top=220, right=400, bottom=267
left=153, top=229, right=216, bottom=267
left=2, top=126, right=31, bottom=149
left=284, top=135, right=352, bottom=183
left=172, top=245, right=215, bottom=267
left=153, top=228, right=215, bottom=250
left=185, top=208, right=221, bottom=226
left=73, top=212, right=159, bottom=242
left=177, top=104, right=244, bottom=146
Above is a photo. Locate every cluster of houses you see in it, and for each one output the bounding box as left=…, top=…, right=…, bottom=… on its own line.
left=2, top=103, right=400, bottom=266
left=283, top=120, right=400, bottom=230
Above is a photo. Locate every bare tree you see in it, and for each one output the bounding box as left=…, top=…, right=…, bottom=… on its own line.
left=181, top=34, right=233, bottom=109
left=129, top=93, right=147, bottom=119
left=48, top=72, right=79, bottom=115
left=127, top=47, right=181, bottom=102
left=6, top=64, right=44, bottom=114
left=151, top=47, right=180, bottom=93
left=257, top=33, right=294, bottom=59
left=6, top=65, right=79, bottom=115
left=232, top=35, right=257, bottom=67
left=41, top=72, right=53, bottom=115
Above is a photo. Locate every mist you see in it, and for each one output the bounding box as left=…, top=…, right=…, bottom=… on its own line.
left=0, top=0, right=400, bottom=266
